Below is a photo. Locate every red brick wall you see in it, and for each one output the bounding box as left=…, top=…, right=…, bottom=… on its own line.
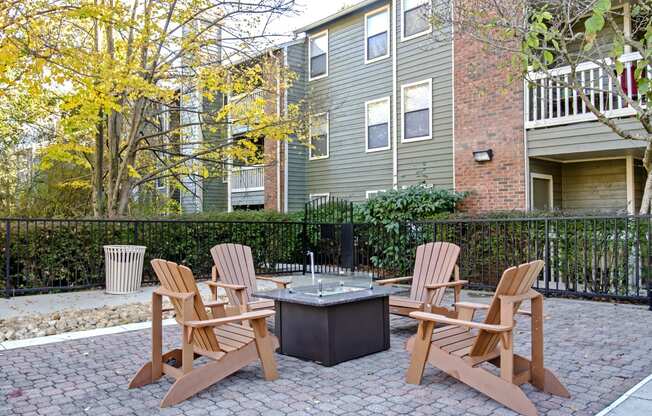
left=454, top=34, right=526, bottom=212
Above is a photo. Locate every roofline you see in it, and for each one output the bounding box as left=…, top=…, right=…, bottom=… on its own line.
left=293, top=0, right=386, bottom=35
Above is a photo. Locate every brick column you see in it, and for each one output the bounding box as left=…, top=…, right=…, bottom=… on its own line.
left=453, top=33, right=526, bottom=212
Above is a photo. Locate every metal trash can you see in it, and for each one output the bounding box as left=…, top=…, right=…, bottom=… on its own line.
left=103, top=245, right=147, bottom=294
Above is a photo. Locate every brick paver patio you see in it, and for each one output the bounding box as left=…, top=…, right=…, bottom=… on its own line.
left=1, top=296, right=651, bottom=416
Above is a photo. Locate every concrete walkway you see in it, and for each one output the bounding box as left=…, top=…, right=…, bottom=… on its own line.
left=597, top=374, right=652, bottom=416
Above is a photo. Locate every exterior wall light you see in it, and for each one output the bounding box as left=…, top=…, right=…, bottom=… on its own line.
left=473, top=149, right=493, bottom=162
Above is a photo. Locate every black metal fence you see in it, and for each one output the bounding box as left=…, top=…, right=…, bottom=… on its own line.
left=2, top=215, right=652, bottom=304
left=1, top=218, right=304, bottom=296
left=352, top=216, right=652, bottom=303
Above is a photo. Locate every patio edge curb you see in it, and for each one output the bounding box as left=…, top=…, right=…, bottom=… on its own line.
left=0, top=319, right=176, bottom=351
left=594, top=373, right=652, bottom=416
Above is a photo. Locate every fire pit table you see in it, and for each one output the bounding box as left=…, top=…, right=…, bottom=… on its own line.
left=253, top=274, right=400, bottom=367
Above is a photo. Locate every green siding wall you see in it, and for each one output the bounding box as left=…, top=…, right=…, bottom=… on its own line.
left=561, top=160, right=627, bottom=212
left=286, top=43, right=308, bottom=212
left=201, top=94, right=228, bottom=212
left=527, top=119, right=646, bottom=158
left=303, top=0, right=454, bottom=202
left=395, top=0, right=454, bottom=189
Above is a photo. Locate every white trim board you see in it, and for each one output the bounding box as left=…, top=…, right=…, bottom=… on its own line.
left=400, top=78, right=433, bottom=143
left=595, top=373, right=652, bottom=416
left=364, top=96, right=392, bottom=153
left=308, top=29, right=329, bottom=81
left=0, top=319, right=176, bottom=350
left=308, top=112, right=330, bottom=160
left=364, top=5, right=391, bottom=64
left=530, top=173, right=554, bottom=210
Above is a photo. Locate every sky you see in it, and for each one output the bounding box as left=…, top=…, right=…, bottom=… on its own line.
left=268, top=0, right=362, bottom=37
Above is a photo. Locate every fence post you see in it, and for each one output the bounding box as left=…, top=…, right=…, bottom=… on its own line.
left=5, top=220, right=11, bottom=298
left=302, top=217, right=308, bottom=275
left=544, top=219, right=550, bottom=294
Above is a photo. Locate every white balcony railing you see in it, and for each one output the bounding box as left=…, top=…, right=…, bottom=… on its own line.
left=229, top=88, right=266, bottom=135
left=525, top=52, right=649, bottom=129
left=231, top=165, right=264, bottom=192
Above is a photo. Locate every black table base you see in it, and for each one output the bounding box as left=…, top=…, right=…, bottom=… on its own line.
left=274, top=296, right=390, bottom=367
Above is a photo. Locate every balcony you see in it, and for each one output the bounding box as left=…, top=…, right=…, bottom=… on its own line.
left=229, top=88, right=266, bottom=135
left=525, top=52, right=648, bottom=129
left=231, top=165, right=264, bottom=192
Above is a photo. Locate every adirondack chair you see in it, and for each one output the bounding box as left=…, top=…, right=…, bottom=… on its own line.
left=129, top=259, right=279, bottom=408
left=210, top=243, right=290, bottom=315
left=377, top=242, right=466, bottom=318
left=405, top=260, right=570, bottom=416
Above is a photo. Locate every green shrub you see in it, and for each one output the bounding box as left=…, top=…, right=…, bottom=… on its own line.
left=353, top=186, right=466, bottom=275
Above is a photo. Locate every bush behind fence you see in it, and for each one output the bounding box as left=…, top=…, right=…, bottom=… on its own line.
left=2, top=215, right=652, bottom=302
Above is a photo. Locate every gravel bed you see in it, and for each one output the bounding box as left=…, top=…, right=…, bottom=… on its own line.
left=0, top=302, right=177, bottom=341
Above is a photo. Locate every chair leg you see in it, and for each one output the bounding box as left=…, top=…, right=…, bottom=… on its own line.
left=406, top=321, right=435, bottom=384
left=160, top=344, right=259, bottom=407
left=250, top=318, right=279, bottom=381
left=426, top=347, right=538, bottom=416
left=514, top=355, right=571, bottom=398
left=129, top=349, right=181, bottom=389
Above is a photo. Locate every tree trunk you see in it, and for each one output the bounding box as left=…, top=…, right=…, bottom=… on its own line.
left=639, top=140, right=652, bottom=215
left=93, top=111, right=105, bottom=217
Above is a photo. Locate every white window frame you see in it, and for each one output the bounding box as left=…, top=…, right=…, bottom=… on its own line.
left=308, top=30, right=329, bottom=81
left=401, top=79, right=432, bottom=143
left=364, top=5, right=391, bottom=64
left=309, top=112, right=330, bottom=160
left=401, top=0, right=432, bottom=41
left=530, top=173, right=554, bottom=210
left=365, top=96, right=391, bottom=153
left=366, top=190, right=386, bottom=199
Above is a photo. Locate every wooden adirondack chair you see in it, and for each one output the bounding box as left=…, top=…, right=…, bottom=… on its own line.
left=210, top=243, right=290, bottom=315
left=405, top=260, right=570, bottom=416
left=377, top=242, right=466, bottom=318
left=129, top=259, right=279, bottom=408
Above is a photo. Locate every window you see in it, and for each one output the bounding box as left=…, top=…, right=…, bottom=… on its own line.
left=531, top=173, right=553, bottom=211
left=365, top=6, right=390, bottom=63
left=402, top=79, right=432, bottom=142
left=309, top=113, right=329, bottom=160
left=309, top=31, right=328, bottom=80
left=365, top=97, right=391, bottom=152
left=402, top=0, right=431, bottom=40
left=366, top=190, right=386, bottom=199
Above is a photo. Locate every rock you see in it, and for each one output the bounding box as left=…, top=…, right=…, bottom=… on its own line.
left=51, top=312, right=61, bottom=320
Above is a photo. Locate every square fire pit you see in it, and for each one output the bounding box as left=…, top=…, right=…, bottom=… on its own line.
left=254, top=278, right=399, bottom=366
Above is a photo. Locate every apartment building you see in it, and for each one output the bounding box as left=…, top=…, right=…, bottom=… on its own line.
left=191, top=0, right=647, bottom=214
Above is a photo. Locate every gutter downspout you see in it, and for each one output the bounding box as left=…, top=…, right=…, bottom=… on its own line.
left=276, top=53, right=282, bottom=212
left=391, top=0, right=398, bottom=189
left=283, top=48, right=290, bottom=213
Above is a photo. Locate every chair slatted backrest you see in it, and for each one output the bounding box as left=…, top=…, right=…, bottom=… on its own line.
left=151, top=259, right=221, bottom=353
left=409, top=242, right=461, bottom=306
left=469, top=260, right=544, bottom=357
left=210, top=243, right=257, bottom=306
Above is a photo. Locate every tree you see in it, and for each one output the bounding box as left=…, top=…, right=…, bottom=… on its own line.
left=430, top=0, right=652, bottom=213
left=0, top=0, right=301, bottom=218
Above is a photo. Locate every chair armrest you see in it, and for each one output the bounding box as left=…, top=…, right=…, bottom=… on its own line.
left=376, top=276, right=413, bottom=285
left=154, top=288, right=194, bottom=301
left=207, top=281, right=247, bottom=291
left=204, top=299, right=229, bottom=308
left=425, top=280, right=468, bottom=290
left=455, top=301, right=531, bottom=316
left=454, top=301, right=489, bottom=310
left=409, top=311, right=513, bottom=333
left=256, top=276, right=290, bottom=288
left=500, top=289, right=541, bottom=304
left=185, top=310, right=275, bottom=328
